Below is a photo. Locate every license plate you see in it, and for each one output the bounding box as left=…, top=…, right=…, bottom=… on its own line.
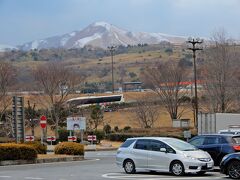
left=207, top=163, right=212, bottom=168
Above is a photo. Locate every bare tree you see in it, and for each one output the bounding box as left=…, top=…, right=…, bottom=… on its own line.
left=202, top=30, right=240, bottom=112
left=33, top=61, right=83, bottom=137
left=0, top=61, right=15, bottom=121
left=145, top=61, right=190, bottom=121
left=25, top=100, right=40, bottom=136
left=134, top=94, right=160, bottom=128
left=88, top=105, right=104, bottom=130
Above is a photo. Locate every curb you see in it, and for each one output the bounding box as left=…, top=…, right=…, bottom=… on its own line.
left=37, top=156, right=84, bottom=163
left=0, top=156, right=84, bottom=166
left=47, top=148, right=118, bottom=153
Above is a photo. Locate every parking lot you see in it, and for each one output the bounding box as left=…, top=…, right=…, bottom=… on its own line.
left=91, top=151, right=227, bottom=180
left=0, top=151, right=229, bottom=180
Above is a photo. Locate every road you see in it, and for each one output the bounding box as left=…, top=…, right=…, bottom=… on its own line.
left=0, top=151, right=229, bottom=180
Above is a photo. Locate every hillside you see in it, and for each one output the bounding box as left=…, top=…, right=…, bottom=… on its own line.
left=2, top=44, right=193, bottom=92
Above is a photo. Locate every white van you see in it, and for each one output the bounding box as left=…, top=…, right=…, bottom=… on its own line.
left=116, top=137, right=213, bottom=176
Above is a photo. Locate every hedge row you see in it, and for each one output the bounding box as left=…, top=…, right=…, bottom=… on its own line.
left=54, top=142, right=84, bottom=156
left=0, top=143, right=37, bottom=161
left=106, top=133, right=142, bottom=142
left=24, top=141, right=47, bottom=154
left=106, top=133, right=185, bottom=142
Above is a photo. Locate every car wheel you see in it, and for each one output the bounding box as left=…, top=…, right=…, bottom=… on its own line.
left=170, top=161, right=185, bottom=176
left=227, top=160, right=240, bottom=179
left=123, top=159, right=136, bottom=174
left=196, top=171, right=206, bottom=175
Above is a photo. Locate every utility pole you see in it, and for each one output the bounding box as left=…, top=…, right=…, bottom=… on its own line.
left=108, top=46, right=116, bottom=93
left=187, top=37, right=203, bottom=130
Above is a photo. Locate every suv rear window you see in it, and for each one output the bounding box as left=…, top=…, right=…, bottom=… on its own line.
left=120, top=139, right=135, bottom=148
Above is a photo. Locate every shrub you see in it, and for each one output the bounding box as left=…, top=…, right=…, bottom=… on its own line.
left=114, top=126, right=119, bottom=132
left=106, top=133, right=141, bottom=142
left=165, top=48, right=173, bottom=55
left=106, top=132, right=185, bottom=142
left=58, top=129, right=69, bottom=142
left=94, top=130, right=105, bottom=144
left=123, top=126, right=131, bottom=132
left=0, top=143, right=37, bottom=161
left=24, top=141, right=47, bottom=154
left=54, top=142, right=84, bottom=156
left=103, top=124, right=111, bottom=134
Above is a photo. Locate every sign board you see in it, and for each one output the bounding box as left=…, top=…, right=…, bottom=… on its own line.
left=25, top=135, right=34, bottom=142
left=68, top=136, right=77, bottom=142
left=47, top=136, right=56, bottom=142
left=88, top=135, right=97, bottom=141
left=12, top=96, right=25, bottom=143
left=67, top=117, right=86, bottom=130
left=40, top=115, right=47, bottom=129
left=183, top=130, right=191, bottom=139
left=173, top=119, right=190, bottom=128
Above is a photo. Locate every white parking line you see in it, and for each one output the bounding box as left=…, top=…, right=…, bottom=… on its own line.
left=24, top=177, right=44, bottom=180
left=0, top=176, right=11, bottom=178
left=102, top=173, right=226, bottom=180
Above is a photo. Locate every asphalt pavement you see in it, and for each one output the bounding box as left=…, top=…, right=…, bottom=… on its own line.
left=0, top=151, right=229, bottom=180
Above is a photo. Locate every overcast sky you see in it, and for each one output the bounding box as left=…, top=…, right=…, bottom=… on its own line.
left=1, top=0, right=240, bottom=45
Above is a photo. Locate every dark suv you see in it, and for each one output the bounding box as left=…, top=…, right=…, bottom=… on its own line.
left=189, top=134, right=240, bottom=165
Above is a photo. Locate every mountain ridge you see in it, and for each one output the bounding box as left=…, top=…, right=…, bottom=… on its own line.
left=18, top=21, right=186, bottom=50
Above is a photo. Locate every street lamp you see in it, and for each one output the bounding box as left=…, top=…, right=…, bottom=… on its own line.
left=187, top=37, right=203, bottom=130
left=108, top=46, right=116, bottom=93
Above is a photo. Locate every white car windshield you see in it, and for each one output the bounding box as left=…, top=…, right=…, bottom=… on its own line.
left=166, top=139, right=198, bottom=151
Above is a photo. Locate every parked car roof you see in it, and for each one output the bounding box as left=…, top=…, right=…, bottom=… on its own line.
left=126, top=137, right=180, bottom=141
left=197, top=134, right=240, bottom=137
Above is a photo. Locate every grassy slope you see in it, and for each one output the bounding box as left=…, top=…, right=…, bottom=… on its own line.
left=12, top=46, right=185, bottom=84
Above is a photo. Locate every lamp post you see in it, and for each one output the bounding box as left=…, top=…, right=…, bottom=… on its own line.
left=108, top=46, right=116, bottom=93
left=187, top=37, right=203, bottom=130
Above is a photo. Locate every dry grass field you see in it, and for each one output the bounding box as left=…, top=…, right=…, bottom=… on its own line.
left=11, top=46, right=185, bottom=85
left=24, top=91, right=194, bottom=138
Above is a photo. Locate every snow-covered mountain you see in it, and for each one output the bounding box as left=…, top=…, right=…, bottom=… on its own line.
left=0, top=44, right=17, bottom=52
left=19, top=22, right=186, bottom=50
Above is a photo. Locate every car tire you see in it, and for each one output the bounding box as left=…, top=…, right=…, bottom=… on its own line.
left=170, top=161, right=185, bottom=176
left=196, top=171, right=206, bottom=175
left=227, top=160, right=240, bottom=179
left=123, top=159, right=136, bottom=174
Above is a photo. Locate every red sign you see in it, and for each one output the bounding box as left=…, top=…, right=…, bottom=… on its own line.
left=40, top=115, right=47, bottom=129
left=88, top=135, right=97, bottom=141
left=25, top=135, right=34, bottom=142
left=47, top=136, right=56, bottom=142
left=68, top=136, right=77, bottom=142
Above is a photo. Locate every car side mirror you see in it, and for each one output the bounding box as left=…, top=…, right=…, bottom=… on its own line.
left=160, top=148, right=167, bottom=153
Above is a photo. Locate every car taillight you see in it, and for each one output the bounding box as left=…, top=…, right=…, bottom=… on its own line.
left=233, top=145, right=240, bottom=151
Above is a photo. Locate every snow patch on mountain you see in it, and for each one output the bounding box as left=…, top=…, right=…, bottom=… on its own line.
left=73, top=33, right=102, bottom=47
left=69, top=31, right=76, bottom=36
left=113, top=32, right=127, bottom=46
left=93, top=21, right=112, bottom=31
